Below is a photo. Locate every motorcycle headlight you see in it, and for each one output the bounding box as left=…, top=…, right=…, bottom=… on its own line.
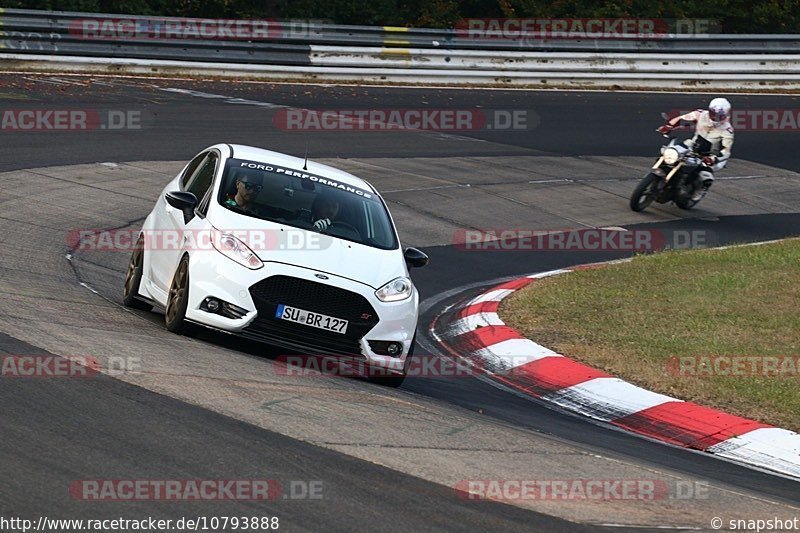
left=376, top=277, right=413, bottom=302
left=211, top=231, right=263, bottom=270
left=662, top=147, right=680, bottom=165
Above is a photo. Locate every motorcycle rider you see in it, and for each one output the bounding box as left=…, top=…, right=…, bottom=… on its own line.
left=657, top=97, right=734, bottom=201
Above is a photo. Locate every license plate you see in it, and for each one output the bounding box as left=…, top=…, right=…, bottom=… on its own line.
left=275, top=304, right=348, bottom=334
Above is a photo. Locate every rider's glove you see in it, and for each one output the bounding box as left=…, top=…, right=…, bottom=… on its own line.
left=656, top=123, right=674, bottom=135
left=313, top=218, right=331, bottom=231
left=702, top=155, right=717, bottom=166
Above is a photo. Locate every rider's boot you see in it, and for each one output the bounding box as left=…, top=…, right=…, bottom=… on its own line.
left=692, top=171, right=714, bottom=202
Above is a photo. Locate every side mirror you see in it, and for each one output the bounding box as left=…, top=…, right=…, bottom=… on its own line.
left=404, top=247, right=428, bottom=268
left=165, top=191, right=198, bottom=224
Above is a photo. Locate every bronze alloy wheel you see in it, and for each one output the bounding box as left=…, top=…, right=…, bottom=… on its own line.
left=165, top=255, right=193, bottom=334
left=122, top=237, right=152, bottom=311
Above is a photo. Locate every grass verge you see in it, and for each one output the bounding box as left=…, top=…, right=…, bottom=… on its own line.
left=500, top=239, right=800, bottom=432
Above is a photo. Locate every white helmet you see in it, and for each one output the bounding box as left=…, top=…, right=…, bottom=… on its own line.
left=708, top=97, right=731, bottom=125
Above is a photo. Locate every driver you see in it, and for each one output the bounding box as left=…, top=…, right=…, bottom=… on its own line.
left=311, top=194, right=340, bottom=232
left=225, top=171, right=264, bottom=214
left=657, top=97, right=734, bottom=201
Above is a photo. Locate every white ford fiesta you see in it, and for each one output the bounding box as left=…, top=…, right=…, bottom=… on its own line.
left=123, top=144, right=428, bottom=385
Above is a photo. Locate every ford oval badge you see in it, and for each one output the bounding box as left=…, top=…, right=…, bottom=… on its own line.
left=315, top=274, right=329, bottom=280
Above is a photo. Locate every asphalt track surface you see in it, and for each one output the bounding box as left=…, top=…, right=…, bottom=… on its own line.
left=1, top=75, right=799, bottom=531
left=0, top=77, right=798, bottom=172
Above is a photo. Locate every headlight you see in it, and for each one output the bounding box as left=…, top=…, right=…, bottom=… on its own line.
left=662, top=147, right=680, bottom=165
left=376, top=277, right=413, bottom=302
left=211, top=231, right=263, bottom=270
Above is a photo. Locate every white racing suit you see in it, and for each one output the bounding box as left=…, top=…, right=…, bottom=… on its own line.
left=669, top=109, right=735, bottom=196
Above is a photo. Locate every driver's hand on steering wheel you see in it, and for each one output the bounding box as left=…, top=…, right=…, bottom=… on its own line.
left=313, top=218, right=331, bottom=231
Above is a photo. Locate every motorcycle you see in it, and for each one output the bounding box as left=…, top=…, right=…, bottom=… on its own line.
left=629, top=132, right=709, bottom=212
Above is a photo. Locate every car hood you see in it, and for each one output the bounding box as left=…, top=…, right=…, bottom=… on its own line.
left=209, top=211, right=406, bottom=290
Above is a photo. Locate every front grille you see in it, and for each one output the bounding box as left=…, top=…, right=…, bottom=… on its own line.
left=240, top=319, right=364, bottom=357
left=244, top=275, right=379, bottom=356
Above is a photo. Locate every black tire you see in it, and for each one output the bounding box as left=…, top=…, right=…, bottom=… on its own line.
left=629, top=173, right=659, bottom=212
left=369, top=333, right=416, bottom=388
left=165, top=255, right=193, bottom=334
left=122, top=237, right=152, bottom=311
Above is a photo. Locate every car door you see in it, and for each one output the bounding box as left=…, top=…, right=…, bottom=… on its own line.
left=150, top=150, right=219, bottom=292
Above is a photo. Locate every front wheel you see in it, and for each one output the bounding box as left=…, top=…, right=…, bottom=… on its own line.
left=629, top=173, right=659, bottom=212
left=165, top=255, right=193, bottom=335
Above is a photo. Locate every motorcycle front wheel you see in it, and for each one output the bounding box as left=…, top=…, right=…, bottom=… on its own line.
left=629, top=173, right=659, bottom=212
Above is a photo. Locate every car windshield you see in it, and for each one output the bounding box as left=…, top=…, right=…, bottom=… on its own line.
left=218, top=158, right=398, bottom=250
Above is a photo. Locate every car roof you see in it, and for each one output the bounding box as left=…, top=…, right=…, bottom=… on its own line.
left=227, top=144, right=375, bottom=193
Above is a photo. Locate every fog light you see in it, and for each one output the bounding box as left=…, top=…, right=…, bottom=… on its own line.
left=367, top=340, right=405, bottom=357
left=206, top=298, right=221, bottom=313
left=201, top=297, right=248, bottom=319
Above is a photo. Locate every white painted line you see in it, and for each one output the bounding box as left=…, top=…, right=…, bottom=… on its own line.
left=46, top=76, right=91, bottom=86
left=528, top=178, right=573, bottom=184
left=161, top=87, right=286, bottom=108
left=384, top=184, right=468, bottom=193
left=22, top=76, right=65, bottom=85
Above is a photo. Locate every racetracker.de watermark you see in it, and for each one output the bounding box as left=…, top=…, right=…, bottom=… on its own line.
left=0, top=109, right=146, bottom=132
left=665, top=108, right=800, bottom=131
left=0, top=355, right=99, bottom=378
left=273, top=109, right=536, bottom=132
left=668, top=355, right=800, bottom=377
left=66, top=228, right=329, bottom=252
left=455, top=479, right=709, bottom=501
left=0, top=355, right=141, bottom=378
left=454, top=229, right=717, bottom=252
left=0, top=516, right=280, bottom=533
left=274, top=355, right=480, bottom=378
left=455, top=18, right=720, bottom=40
left=69, top=479, right=323, bottom=501
left=67, top=17, right=325, bottom=40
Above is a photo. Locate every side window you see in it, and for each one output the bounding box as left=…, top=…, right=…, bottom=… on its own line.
left=365, top=201, right=394, bottom=248
left=186, top=152, right=219, bottom=205
left=180, top=152, right=208, bottom=189
left=197, top=185, right=213, bottom=216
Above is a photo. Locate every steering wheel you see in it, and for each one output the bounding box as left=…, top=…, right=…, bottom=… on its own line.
left=329, top=221, right=361, bottom=237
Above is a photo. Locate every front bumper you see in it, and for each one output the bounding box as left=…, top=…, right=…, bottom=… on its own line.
left=183, top=251, right=418, bottom=372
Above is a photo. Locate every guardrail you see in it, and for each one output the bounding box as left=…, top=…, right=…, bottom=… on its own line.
left=2, top=8, right=800, bottom=88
